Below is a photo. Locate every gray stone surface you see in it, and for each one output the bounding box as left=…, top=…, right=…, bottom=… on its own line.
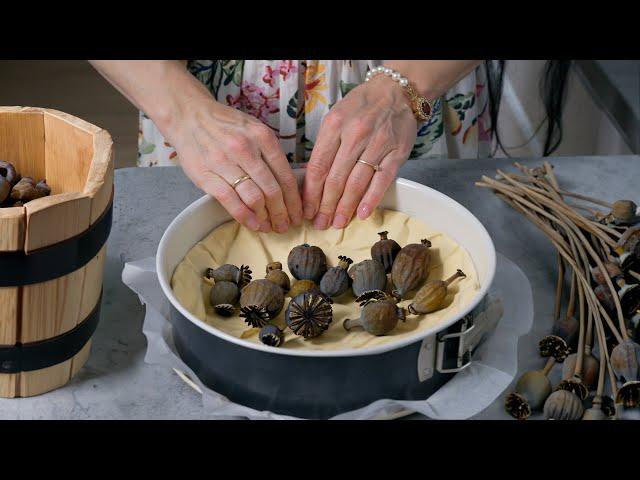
left=1, top=155, right=638, bottom=419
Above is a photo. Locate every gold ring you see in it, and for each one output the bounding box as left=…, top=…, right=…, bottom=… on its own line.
left=231, top=174, right=251, bottom=189
left=357, top=159, right=381, bottom=171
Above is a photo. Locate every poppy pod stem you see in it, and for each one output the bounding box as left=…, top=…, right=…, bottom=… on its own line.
left=444, top=269, right=466, bottom=286
left=343, top=318, right=361, bottom=332
left=542, top=357, right=555, bottom=376
left=554, top=254, right=565, bottom=322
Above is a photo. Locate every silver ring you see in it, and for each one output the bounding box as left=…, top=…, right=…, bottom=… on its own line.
left=231, top=174, right=251, bottom=189
left=357, top=159, right=381, bottom=172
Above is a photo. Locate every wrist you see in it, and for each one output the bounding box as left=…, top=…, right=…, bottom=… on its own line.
left=366, top=66, right=434, bottom=123
left=148, top=64, right=213, bottom=138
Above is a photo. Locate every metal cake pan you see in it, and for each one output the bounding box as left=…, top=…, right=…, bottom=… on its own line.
left=157, top=172, right=497, bottom=418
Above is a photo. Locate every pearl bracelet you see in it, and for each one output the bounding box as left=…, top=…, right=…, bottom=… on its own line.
left=364, top=66, right=434, bottom=122
left=364, top=65, right=409, bottom=87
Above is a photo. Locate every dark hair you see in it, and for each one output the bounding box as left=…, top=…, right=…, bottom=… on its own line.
left=485, top=60, right=572, bottom=157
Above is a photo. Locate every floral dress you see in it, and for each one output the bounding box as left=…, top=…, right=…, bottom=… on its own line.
left=137, top=60, right=492, bottom=167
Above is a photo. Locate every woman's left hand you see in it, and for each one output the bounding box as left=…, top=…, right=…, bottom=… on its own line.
left=302, top=74, right=418, bottom=229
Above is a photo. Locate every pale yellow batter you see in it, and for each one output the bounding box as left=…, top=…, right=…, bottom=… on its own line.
left=171, top=208, right=480, bottom=350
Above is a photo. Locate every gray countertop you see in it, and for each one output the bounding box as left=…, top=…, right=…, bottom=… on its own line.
left=1, top=155, right=638, bottom=419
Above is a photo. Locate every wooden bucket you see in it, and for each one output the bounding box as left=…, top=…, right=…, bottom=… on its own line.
left=0, top=106, right=113, bottom=397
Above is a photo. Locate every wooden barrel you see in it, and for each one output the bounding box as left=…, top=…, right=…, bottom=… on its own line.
left=0, top=106, right=113, bottom=397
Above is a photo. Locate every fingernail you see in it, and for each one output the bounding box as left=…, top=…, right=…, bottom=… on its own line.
left=313, top=213, right=330, bottom=230
left=303, top=203, right=316, bottom=219
left=275, top=220, right=289, bottom=233
left=332, top=213, right=348, bottom=229
left=248, top=218, right=261, bottom=231
left=259, top=220, right=272, bottom=232
left=357, top=204, right=370, bottom=220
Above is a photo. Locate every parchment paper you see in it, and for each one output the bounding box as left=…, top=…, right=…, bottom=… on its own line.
left=122, top=252, right=533, bottom=419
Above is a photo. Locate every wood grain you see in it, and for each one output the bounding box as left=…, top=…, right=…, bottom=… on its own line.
left=0, top=287, right=19, bottom=345
left=0, top=109, right=46, bottom=181
left=0, top=374, right=17, bottom=398
left=79, top=245, right=106, bottom=322
left=21, top=264, right=86, bottom=342
left=24, top=192, right=91, bottom=252
left=84, top=129, right=113, bottom=224
left=0, top=107, right=112, bottom=397
left=43, top=111, right=94, bottom=195
left=0, top=207, right=25, bottom=252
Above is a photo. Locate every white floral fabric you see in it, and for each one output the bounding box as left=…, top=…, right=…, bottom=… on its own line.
left=138, top=60, right=492, bottom=167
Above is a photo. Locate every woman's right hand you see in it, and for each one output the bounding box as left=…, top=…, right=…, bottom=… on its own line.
left=166, top=98, right=303, bottom=233
left=89, top=60, right=302, bottom=232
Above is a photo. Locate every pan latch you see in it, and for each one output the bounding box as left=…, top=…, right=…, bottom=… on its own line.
left=417, top=297, right=502, bottom=382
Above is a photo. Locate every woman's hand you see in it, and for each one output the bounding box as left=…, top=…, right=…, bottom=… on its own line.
left=302, top=74, right=417, bottom=229
left=89, top=60, right=302, bottom=233
left=167, top=99, right=303, bottom=233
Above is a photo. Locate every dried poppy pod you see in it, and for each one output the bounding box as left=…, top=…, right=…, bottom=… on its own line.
left=209, top=280, right=240, bottom=317
left=555, top=376, right=589, bottom=401
left=259, top=324, right=284, bottom=347
left=590, top=262, right=623, bottom=286
left=0, top=176, right=10, bottom=204
left=408, top=269, right=466, bottom=315
left=615, top=380, right=640, bottom=408
left=205, top=264, right=252, bottom=288
left=610, top=339, right=640, bottom=383
left=617, top=225, right=640, bottom=258
left=552, top=315, right=579, bottom=351
left=514, top=370, right=552, bottom=411
left=288, top=279, right=318, bottom=298
left=616, top=277, right=640, bottom=317
left=611, top=199, right=638, bottom=225
left=562, top=351, right=599, bottom=391
left=504, top=393, right=531, bottom=420
left=391, top=239, right=432, bottom=298
left=0, top=160, right=18, bottom=185
left=239, top=279, right=285, bottom=328
left=9, top=177, right=50, bottom=202
left=287, top=243, right=327, bottom=282
left=371, top=231, right=401, bottom=273
left=543, top=389, right=584, bottom=420
left=355, top=289, right=399, bottom=306
left=594, top=284, right=615, bottom=311
left=285, top=291, right=333, bottom=339
left=349, top=259, right=387, bottom=298
left=343, top=299, right=406, bottom=336
left=539, top=335, right=570, bottom=362
left=35, top=179, right=51, bottom=196
left=320, top=255, right=353, bottom=298
left=265, top=261, right=291, bottom=293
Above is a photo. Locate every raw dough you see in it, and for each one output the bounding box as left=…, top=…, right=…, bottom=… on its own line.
left=171, top=208, right=480, bottom=350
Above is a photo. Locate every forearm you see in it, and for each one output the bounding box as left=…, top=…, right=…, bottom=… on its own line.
left=89, top=60, right=212, bottom=134
left=383, top=60, right=482, bottom=99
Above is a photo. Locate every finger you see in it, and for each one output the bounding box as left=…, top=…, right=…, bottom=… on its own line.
left=191, top=127, right=271, bottom=231
left=198, top=170, right=262, bottom=231
left=213, top=159, right=271, bottom=233
left=255, top=125, right=304, bottom=226
left=332, top=162, right=376, bottom=229
left=311, top=141, right=364, bottom=230
left=330, top=131, right=391, bottom=228
left=357, top=152, right=401, bottom=220
left=176, top=145, right=265, bottom=232
left=302, top=111, right=342, bottom=219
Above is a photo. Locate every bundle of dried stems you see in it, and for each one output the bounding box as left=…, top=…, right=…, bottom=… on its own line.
left=477, top=162, right=640, bottom=420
